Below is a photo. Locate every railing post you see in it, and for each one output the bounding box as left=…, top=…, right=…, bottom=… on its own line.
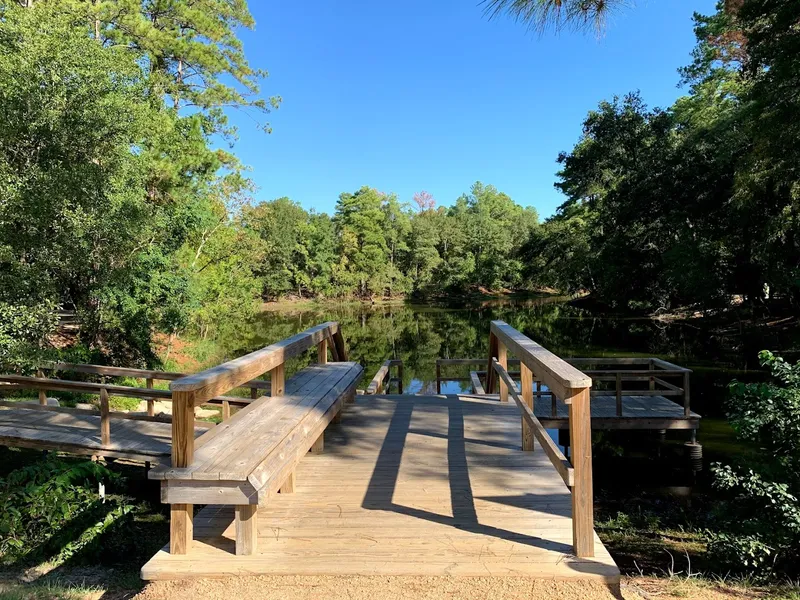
left=615, top=372, right=622, bottom=417
left=683, top=370, right=691, bottom=417
left=332, top=328, right=347, bottom=361
left=649, top=359, right=655, bottom=391
left=567, top=386, right=594, bottom=558
left=99, top=387, right=111, bottom=446
left=171, top=390, right=195, bottom=555
left=486, top=332, right=499, bottom=394
left=269, top=364, right=285, bottom=397
left=498, top=343, right=508, bottom=403
left=317, top=338, right=328, bottom=364
left=436, top=362, right=441, bottom=395
left=520, top=364, right=534, bottom=451
left=146, top=377, right=155, bottom=416
left=36, top=369, right=47, bottom=406
left=397, top=361, right=403, bottom=394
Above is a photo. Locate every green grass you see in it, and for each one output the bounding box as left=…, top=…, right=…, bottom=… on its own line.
left=0, top=581, right=100, bottom=600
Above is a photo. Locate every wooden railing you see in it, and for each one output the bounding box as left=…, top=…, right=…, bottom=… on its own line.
left=566, top=358, right=691, bottom=417
left=166, top=321, right=345, bottom=555
left=485, top=320, right=595, bottom=558
left=365, top=359, right=403, bottom=394
left=0, top=373, right=250, bottom=448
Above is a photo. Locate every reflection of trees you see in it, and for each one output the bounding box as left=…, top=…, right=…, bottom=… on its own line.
left=198, top=299, right=791, bottom=405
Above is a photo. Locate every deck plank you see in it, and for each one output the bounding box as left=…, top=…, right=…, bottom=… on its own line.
left=141, top=394, right=619, bottom=582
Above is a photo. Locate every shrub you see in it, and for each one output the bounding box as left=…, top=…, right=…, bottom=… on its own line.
left=708, top=351, right=800, bottom=578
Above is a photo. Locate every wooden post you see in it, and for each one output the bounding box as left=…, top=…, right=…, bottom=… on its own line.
left=332, top=329, right=347, bottom=361
left=567, top=387, right=594, bottom=558
left=250, top=386, right=258, bottom=400
left=436, top=362, right=441, bottom=395
left=170, top=390, right=195, bottom=555
left=280, top=471, right=296, bottom=494
left=498, top=343, right=509, bottom=403
left=269, top=364, right=285, bottom=397
left=222, top=400, right=230, bottom=420
left=235, top=504, right=258, bottom=555
left=397, top=361, right=403, bottom=395
left=486, top=332, right=499, bottom=394
left=649, top=359, right=655, bottom=391
left=99, top=388, right=111, bottom=446
left=317, top=338, right=328, bottom=364
left=37, top=369, right=47, bottom=406
left=145, top=377, right=155, bottom=416
left=615, top=372, right=622, bottom=417
left=310, top=433, right=324, bottom=454
left=683, top=371, right=691, bottom=417
left=521, top=364, right=534, bottom=451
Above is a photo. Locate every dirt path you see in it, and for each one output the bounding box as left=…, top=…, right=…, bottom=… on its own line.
left=133, top=575, right=773, bottom=600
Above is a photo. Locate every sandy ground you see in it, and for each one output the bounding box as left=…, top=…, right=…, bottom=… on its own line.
left=133, top=575, right=771, bottom=600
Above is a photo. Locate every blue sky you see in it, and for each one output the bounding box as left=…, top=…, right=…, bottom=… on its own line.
left=229, top=0, right=717, bottom=218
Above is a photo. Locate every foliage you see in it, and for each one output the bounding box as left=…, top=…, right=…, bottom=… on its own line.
left=0, top=456, right=121, bottom=563
left=708, top=351, right=800, bottom=577
left=538, top=0, right=800, bottom=313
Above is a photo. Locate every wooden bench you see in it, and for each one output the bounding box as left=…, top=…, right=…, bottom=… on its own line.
left=149, top=322, right=362, bottom=556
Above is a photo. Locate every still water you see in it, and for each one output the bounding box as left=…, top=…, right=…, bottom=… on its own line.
left=206, top=295, right=791, bottom=496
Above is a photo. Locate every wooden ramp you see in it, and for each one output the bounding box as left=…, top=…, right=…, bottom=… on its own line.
left=141, top=394, right=619, bottom=583
left=0, top=406, right=211, bottom=462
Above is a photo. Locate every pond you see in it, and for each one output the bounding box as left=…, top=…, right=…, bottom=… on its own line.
left=199, top=295, right=793, bottom=497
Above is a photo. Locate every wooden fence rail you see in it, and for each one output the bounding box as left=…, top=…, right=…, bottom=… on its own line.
left=486, top=321, right=595, bottom=558
left=365, top=359, right=403, bottom=395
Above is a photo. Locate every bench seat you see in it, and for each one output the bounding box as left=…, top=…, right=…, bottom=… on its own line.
left=150, top=361, right=363, bottom=508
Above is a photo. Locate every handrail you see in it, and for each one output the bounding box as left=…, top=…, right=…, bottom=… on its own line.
left=171, top=321, right=343, bottom=404
left=492, top=359, right=573, bottom=487
left=365, top=359, right=403, bottom=395
left=485, top=321, right=594, bottom=558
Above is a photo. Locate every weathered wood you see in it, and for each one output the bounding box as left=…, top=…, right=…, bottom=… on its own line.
left=317, top=339, right=328, bottom=364
left=567, top=387, right=593, bottom=558
left=486, top=332, right=499, bottom=394
left=280, top=471, right=296, bottom=494
left=366, top=361, right=390, bottom=395
left=492, top=360, right=573, bottom=487
left=171, top=390, right=195, bottom=555
left=490, top=321, right=591, bottom=401
left=269, top=364, right=285, bottom=397
left=99, top=388, right=111, bottom=446
left=521, top=364, right=534, bottom=451
left=615, top=373, right=622, bottom=417
left=651, top=358, right=692, bottom=372
left=498, top=343, right=508, bottom=403
left=222, top=400, right=230, bottom=420
left=436, top=363, right=441, bottom=394
left=332, top=328, right=348, bottom=361
left=683, top=371, right=691, bottom=417
left=469, top=371, right=486, bottom=395
left=36, top=369, right=47, bottom=405
left=146, top=378, right=155, bottom=416
left=142, top=394, right=617, bottom=583
left=170, top=322, right=339, bottom=403
left=170, top=504, right=193, bottom=555
left=162, top=480, right=258, bottom=505
left=310, top=433, right=324, bottom=454
left=235, top=504, right=258, bottom=555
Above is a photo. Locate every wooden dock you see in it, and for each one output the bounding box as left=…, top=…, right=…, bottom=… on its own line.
left=0, top=405, right=211, bottom=462
left=141, top=393, right=619, bottom=582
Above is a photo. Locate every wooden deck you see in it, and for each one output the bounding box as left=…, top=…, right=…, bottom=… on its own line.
left=142, top=393, right=619, bottom=583
left=534, top=394, right=700, bottom=430
left=0, top=406, right=211, bottom=462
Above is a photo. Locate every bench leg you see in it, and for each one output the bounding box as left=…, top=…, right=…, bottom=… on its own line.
left=235, top=504, right=258, bottom=556
left=310, top=433, right=324, bottom=454
left=332, top=407, right=343, bottom=424
left=170, top=504, right=193, bottom=555
left=279, top=471, right=295, bottom=493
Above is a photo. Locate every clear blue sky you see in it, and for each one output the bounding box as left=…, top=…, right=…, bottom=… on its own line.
left=229, top=0, right=716, bottom=218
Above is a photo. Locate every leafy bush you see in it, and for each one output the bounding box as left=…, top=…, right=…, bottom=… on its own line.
left=0, top=302, right=59, bottom=371
left=708, top=351, right=800, bottom=578
left=0, top=457, right=129, bottom=565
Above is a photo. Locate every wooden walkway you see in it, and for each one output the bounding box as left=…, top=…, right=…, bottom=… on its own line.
left=0, top=406, right=211, bottom=462
left=141, top=394, right=619, bottom=582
